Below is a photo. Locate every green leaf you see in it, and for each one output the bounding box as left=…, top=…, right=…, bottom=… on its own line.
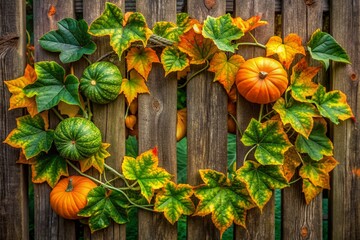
left=177, top=137, right=188, bottom=184
left=295, top=118, right=333, bottom=161
left=4, top=114, right=54, bottom=159
left=307, top=29, right=350, bottom=69
left=310, top=85, right=353, bottom=124
left=154, top=181, right=195, bottom=224
left=161, top=46, right=190, bottom=76
left=88, top=3, right=151, bottom=58
left=241, top=119, right=292, bottom=165
left=194, top=169, right=255, bottom=237
left=79, top=143, right=111, bottom=174
left=78, top=186, right=129, bottom=233
left=202, top=14, right=243, bottom=52
left=31, top=152, right=68, bottom=188
left=24, top=61, right=81, bottom=112
left=125, top=135, right=138, bottom=159
left=39, top=18, right=96, bottom=63
left=122, top=148, right=172, bottom=202
left=236, top=160, right=289, bottom=210
left=273, top=98, right=319, bottom=138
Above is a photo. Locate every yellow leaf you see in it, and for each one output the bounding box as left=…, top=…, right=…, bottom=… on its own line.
left=79, top=143, right=110, bottom=174
left=120, top=71, right=150, bottom=104
left=282, top=147, right=302, bottom=182
left=266, top=34, right=305, bottom=69
left=4, top=64, right=38, bottom=116
left=232, top=15, right=268, bottom=33
left=126, top=47, right=160, bottom=80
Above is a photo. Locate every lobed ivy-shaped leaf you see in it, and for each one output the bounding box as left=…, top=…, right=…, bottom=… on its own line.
left=310, top=85, right=353, bottom=124
left=78, top=186, right=129, bottom=233
left=23, top=61, right=81, bottom=112
left=208, top=52, right=245, bottom=93
left=236, top=160, right=289, bottom=210
left=122, top=148, right=172, bottom=202
left=120, top=70, right=150, bottom=104
left=161, top=46, right=190, bottom=76
left=4, top=114, right=54, bottom=159
left=307, top=29, right=351, bottom=69
left=282, top=147, right=302, bottom=182
left=88, top=2, right=152, bottom=59
left=288, top=57, right=320, bottom=102
left=295, top=118, right=333, bottom=161
left=4, top=64, right=38, bottom=116
left=232, top=15, right=268, bottom=33
left=154, top=181, right=195, bottom=224
left=126, top=47, right=160, bottom=80
left=202, top=14, right=244, bottom=53
left=39, top=18, right=96, bottom=63
left=194, top=169, right=255, bottom=237
left=241, top=119, right=292, bottom=165
left=31, top=152, right=69, bottom=188
left=302, top=178, right=323, bottom=204
left=273, top=98, right=319, bottom=138
left=79, top=143, right=111, bottom=174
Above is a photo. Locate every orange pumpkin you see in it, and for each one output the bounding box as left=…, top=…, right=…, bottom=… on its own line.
left=176, top=108, right=187, bottom=141
left=235, top=57, right=288, bottom=104
left=50, top=176, right=97, bottom=219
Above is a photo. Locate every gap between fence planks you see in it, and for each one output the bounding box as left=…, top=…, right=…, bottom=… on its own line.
left=0, top=0, right=28, bottom=239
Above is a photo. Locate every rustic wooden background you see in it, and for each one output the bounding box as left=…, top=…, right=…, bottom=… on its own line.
left=0, top=0, right=359, bottom=239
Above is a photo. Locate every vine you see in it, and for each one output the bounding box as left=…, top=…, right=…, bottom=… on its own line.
left=4, top=2, right=354, bottom=238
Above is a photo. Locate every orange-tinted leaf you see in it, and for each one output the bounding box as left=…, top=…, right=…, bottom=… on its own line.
left=4, top=64, right=38, bottom=116
left=79, top=143, right=110, bottom=173
left=208, top=52, right=245, bottom=93
left=17, top=152, right=36, bottom=165
left=282, top=147, right=302, bottom=182
left=302, top=178, right=322, bottom=204
left=176, top=108, right=186, bottom=141
left=352, top=168, right=360, bottom=177
left=232, top=15, right=268, bottom=33
left=126, top=47, right=160, bottom=80
left=266, top=34, right=305, bottom=69
left=120, top=71, right=150, bottom=104
left=178, top=28, right=218, bottom=65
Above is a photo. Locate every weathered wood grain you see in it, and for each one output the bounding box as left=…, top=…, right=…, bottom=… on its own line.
left=136, top=0, right=178, bottom=239
left=234, top=1, right=275, bottom=239
left=281, top=1, right=324, bottom=239
left=81, top=1, right=126, bottom=239
left=330, top=0, right=360, bottom=239
left=0, top=0, right=28, bottom=239
left=186, top=0, right=227, bottom=239
left=33, top=1, right=76, bottom=239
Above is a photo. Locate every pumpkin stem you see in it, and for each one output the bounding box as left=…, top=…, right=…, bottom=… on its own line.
left=259, top=71, right=268, bottom=79
left=66, top=178, right=74, bottom=192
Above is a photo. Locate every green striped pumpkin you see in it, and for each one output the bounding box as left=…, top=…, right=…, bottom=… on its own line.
left=54, top=117, right=102, bottom=161
left=80, top=61, right=122, bottom=104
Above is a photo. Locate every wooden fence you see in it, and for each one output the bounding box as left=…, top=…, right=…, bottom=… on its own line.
left=0, top=0, right=359, bottom=239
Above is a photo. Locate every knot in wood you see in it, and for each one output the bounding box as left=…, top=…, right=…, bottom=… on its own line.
left=204, top=0, right=216, bottom=10
left=300, top=226, right=309, bottom=238
left=304, top=0, right=315, bottom=6
left=152, top=99, right=161, bottom=112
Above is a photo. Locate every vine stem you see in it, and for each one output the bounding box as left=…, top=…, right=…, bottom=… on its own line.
left=104, top=163, right=132, bottom=188
left=66, top=160, right=154, bottom=211
left=289, top=177, right=301, bottom=185
left=243, top=145, right=257, bottom=162
left=178, top=60, right=209, bottom=89
left=83, top=55, right=92, bottom=65
left=229, top=113, right=243, bottom=137
left=51, top=108, right=64, bottom=121
left=87, top=98, right=93, bottom=121
left=237, top=42, right=266, bottom=49
left=261, top=109, right=275, bottom=121
left=95, top=51, right=115, bottom=62
left=124, top=103, right=130, bottom=119
left=258, top=104, right=264, bottom=122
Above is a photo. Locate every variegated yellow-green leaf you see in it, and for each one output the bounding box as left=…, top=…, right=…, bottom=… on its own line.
left=295, top=118, right=333, bottom=161
left=282, top=147, right=302, bottom=182
left=39, top=18, right=96, bottom=63
left=300, top=156, right=338, bottom=204
left=154, top=181, right=195, bottom=224
left=88, top=3, right=152, bottom=58
left=120, top=70, right=150, bottom=104
left=194, top=169, right=255, bottom=237
left=78, top=186, right=129, bottom=233
left=31, top=152, right=68, bottom=188
left=126, top=47, right=160, bottom=80
left=79, top=143, right=111, bottom=174
left=161, top=46, right=190, bottom=76
left=273, top=98, right=319, bottom=138
left=241, top=119, right=292, bottom=165
left=236, top=160, right=289, bottom=210
left=208, top=52, right=245, bottom=93
left=310, top=85, right=354, bottom=124
left=202, top=14, right=244, bottom=53
left=122, top=148, right=172, bottom=202
left=4, top=114, right=54, bottom=159
left=288, top=57, right=320, bottom=102
left=23, top=61, right=81, bottom=112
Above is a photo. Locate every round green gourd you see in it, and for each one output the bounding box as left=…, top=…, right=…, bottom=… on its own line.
left=80, top=61, right=122, bottom=104
left=54, top=117, right=102, bottom=161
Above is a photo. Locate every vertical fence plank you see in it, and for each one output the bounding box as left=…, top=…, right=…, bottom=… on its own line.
left=281, top=1, right=323, bottom=239
left=234, top=1, right=275, bottom=239
left=81, top=0, right=126, bottom=239
left=330, top=0, right=360, bottom=239
left=33, top=1, right=76, bottom=239
left=186, top=1, right=227, bottom=239
left=0, top=0, right=28, bottom=239
left=136, top=1, right=178, bottom=239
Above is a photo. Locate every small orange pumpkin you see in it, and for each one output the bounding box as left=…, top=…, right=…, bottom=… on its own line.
left=176, top=108, right=187, bottom=141
left=235, top=57, right=288, bottom=104
left=50, top=176, right=97, bottom=219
